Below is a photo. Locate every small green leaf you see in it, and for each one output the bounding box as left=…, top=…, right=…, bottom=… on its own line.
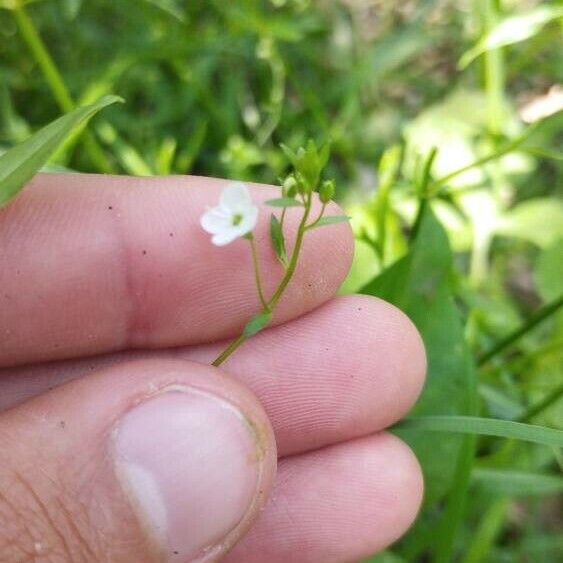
left=318, top=142, right=330, bottom=168
left=0, top=95, right=122, bottom=207
left=280, top=143, right=297, bottom=166
left=265, top=197, right=303, bottom=207
left=243, top=311, right=272, bottom=337
left=310, top=215, right=350, bottom=228
left=270, top=214, right=287, bottom=265
left=459, top=6, right=563, bottom=68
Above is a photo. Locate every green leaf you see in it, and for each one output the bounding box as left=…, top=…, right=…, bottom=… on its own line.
left=310, top=215, right=350, bottom=228
left=0, top=95, right=122, bottom=207
left=472, top=468, right=563, bottom=497
left=265, top=197, right=302, bottom=208
left=318, top=142, right=330, bottom=168
left=361, top=207, right=476, bottom=503
left=397, top=416, right=563, bottom=448
left=280, top=143, right=297, bottom=167
left=459, top=7, right=563, bottom=68
left=361, top=207, right=477, bottom=560
left=269, top=214, right=287, bottom=265
left=243, top=311, right=272, bottom=337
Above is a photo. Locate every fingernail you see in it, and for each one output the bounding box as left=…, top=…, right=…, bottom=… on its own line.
left=113, top=387, right=263, bottom=561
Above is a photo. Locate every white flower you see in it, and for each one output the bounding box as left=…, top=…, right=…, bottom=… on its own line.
left=200, top=182, right=259, bottom=246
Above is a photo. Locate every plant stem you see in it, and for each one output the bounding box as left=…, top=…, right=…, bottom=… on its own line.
left=432, top=351, right=478, bottom=563
left=279, top=207, right=287, bottom=232
left=248, top=234, right=268, bottom=309
left=480, top=0, right=505, bottom=138
left=462, top=498, right=509, bottom=563
left=518, top=381, right=563, bottom=423
left=428, top=125, right=537, bottom=196
left=267, top=192, right=313, bottom=309
left=13, top=5, right=114, bottom=173
left=212, top=193, right=313, bottom=367
left=305, top=202, right=326, bottom=230
left=478, top=294, right=563, bottom=365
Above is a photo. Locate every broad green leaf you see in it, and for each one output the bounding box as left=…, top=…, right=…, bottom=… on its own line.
left=460, top=7, right=563, bottom=68
left=361, top=208, right=475, bottom=505
left=265, top=197, right=303, bottom=208
left=496, top=198, right=563, bottom=248
left=397, top=416, right=563, bottom=447
left=310, top=215, right=350, bottom=228
left=269, top=213, right=287, bottom=265
left=243, top=311, right=272, bottom=337
left=0, top=95, right=122, bottom=207
left=472, top=468, right=563, bottom=497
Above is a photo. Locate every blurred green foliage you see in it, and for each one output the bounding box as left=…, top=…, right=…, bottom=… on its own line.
left=1, top=0, right=562, bottom=561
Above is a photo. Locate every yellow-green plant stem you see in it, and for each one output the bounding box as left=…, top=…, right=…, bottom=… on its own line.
left=13, top=6, right=114, bottom=173
left=305, top=202, right=327, bottom=230
left=212, top=193, right=313, bottom=366
left=479, top=0, right=505, bottom=138
left=247, top=233, right=268, bottom=309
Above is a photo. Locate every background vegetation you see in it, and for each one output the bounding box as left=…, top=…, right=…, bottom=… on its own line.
left=1, top=0, right=562, bottom=561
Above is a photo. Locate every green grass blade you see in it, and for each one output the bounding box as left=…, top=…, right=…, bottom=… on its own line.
left=473, top=468, right=563, bottom=496
left=0, top=95, right=122, bottom=207
left=397, top=416, right=563, bottom=447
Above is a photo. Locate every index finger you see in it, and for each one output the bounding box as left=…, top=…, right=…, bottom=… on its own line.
left=0, top=173, right=353, bottom=367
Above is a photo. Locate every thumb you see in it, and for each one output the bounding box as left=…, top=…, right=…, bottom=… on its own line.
left=0, top=359, right=276, bottom=562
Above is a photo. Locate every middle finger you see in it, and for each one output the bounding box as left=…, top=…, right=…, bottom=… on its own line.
left=0, top=295, right=426, bottom=457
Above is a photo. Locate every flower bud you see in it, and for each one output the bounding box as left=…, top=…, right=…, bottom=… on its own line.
left=283, top=175, right=298, bottom=197
left=319, top=179, right=335, bottom=203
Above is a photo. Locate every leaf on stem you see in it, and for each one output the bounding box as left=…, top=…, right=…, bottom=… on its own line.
left=243, top=311, right=272, bottom=337
left=270, top=213, right=287, bottom=265
left=309, top=215, right=350, bottom=228
left=0, top=95, right=122, bottom=207
left=265, top=197, right=303, bottom=207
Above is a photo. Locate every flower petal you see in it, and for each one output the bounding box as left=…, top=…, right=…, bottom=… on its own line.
left=238, top=205, right=259, bottom=236
left=219, top=182, right=252, bottom=211
left=200, top=207, right=232, bottom=234
left=211, top=228, right=240, bottom=246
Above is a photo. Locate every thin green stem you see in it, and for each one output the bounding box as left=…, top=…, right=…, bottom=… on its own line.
left=13, top=7, right=73, bottom=112
left=478, top=293, right=563, bottom=365
left=432, top=352, right=478, bottom=563
left=518, top=381, right=563, bottom=423
left=462, top=498, right=509, bottom=563
left=211, top=334, right=247, bottom=367
left=305, top=202, right=326, bottom=230
left=411, top=147, right=437, bottom=241
left=13, top=5, right=114, bottom=173
left=481, top=0, right=505, bottom=138
left=427, top=125, right=537, bottom=196
left=247, top=234, right=268, bottom=310
left=212, top=192, right=314, bottom=366
left=268, top=192, right=313, bottom=309
left=279, top=207, right=287, bottom=233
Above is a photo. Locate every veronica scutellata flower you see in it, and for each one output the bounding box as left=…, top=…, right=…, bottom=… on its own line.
left=200, top=182, right=259, bottom=246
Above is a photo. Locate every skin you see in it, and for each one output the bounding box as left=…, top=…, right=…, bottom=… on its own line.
left=0, top=173, right=426, bottom=562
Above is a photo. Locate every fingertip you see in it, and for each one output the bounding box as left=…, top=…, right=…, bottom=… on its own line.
left=351, top=294, right=426, bottom=415
left=370, top=432, right=424, bottom=541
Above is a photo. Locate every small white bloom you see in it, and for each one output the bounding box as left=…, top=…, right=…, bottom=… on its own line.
left=200, top=182, right=259, bottom=246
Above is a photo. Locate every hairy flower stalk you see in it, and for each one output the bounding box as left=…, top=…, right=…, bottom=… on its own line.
left=200, top=141, right=349, bottom=367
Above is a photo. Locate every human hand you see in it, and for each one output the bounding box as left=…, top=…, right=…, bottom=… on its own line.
left=0, top=174, right=426, bottom=562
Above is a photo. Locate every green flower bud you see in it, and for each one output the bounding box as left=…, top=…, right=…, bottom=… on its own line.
left=282, top=175, right=298, bottom=197
left=319, top=179, right=335, bottom=203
